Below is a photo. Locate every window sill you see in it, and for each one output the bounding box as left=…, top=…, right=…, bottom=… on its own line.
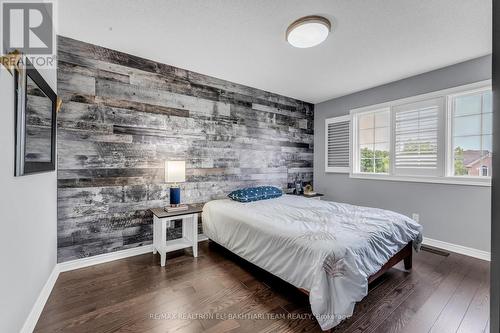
left=349, top=173, right=491, bottom=187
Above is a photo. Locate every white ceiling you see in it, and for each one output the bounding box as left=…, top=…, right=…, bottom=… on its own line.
left=56, top=0, right=492, bottom=104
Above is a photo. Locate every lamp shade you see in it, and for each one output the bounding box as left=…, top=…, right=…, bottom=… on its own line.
left=165, top=160, right=186, bottom=183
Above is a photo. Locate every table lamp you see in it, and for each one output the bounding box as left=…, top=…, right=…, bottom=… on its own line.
left=165, top=160, right=186, bottom=207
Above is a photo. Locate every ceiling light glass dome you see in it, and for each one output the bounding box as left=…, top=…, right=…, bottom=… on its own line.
left=286, top=16, right=331, bottom=48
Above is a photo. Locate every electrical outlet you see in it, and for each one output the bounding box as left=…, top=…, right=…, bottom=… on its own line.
left=412, top=213, right=419, bottom=222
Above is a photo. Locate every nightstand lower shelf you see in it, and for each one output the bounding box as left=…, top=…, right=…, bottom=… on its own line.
left=161, top=238, right=194, bottom=253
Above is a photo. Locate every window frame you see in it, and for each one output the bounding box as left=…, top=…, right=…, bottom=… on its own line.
left=325, top=115, right=351, bottom=173
left=391, top=97, right=446, bottom=178
left=349, top=80, right=492, bottom=187
left=446, top=86, right=493, bottom=181
left=352, top=107, right=391, bottom=175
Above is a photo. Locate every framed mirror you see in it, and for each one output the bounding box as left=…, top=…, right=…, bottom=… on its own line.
left=14, top=58, right=57, bottom=176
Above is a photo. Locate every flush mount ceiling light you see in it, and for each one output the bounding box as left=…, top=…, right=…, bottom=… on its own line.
left=286, top=15, right=331, bottom=48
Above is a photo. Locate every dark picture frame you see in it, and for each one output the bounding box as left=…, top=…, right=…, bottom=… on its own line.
left=14, top=58, right=57, bottom=176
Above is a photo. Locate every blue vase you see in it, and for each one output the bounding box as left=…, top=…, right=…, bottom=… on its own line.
left=170, top=187, right=181, bottom=206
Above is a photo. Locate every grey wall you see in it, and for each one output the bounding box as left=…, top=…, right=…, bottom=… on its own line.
left=57, top=36, right=314, bottom=262
left=314, top=55, right=492, bottom=253
left=0, top=66, right=57, bottom=331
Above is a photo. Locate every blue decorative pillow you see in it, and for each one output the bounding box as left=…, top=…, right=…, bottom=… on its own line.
left=228, top=186, right=283, bottom=203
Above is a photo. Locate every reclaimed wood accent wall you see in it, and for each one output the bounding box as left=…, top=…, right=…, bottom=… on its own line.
left=57, top=36, right=314, bottom=262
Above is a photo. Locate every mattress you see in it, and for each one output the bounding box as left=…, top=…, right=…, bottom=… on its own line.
left=202, top=195, right=422, bottom=330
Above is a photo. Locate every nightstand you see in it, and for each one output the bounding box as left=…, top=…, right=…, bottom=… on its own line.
left=150, top=204, right=204, bottom=267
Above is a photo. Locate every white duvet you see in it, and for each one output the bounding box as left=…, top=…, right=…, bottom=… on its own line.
left=202, top=195, right=422, bottom=330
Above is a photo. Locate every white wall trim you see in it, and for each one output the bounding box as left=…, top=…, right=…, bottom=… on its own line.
left=349, top=173, right=491, bottom=187
left=58, top=245, right=154, bottom=273
left=58, top=236, right=209, bottom=272
left=422, top=237, right=490, bottom=261
left=20, top=265, right=60, bottom=333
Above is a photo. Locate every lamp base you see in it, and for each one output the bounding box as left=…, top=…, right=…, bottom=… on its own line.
left=164, top=204, right=188, bottom=212
left=170, top=186, right=181, bottom=206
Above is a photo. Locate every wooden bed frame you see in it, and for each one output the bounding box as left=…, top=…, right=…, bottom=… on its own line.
left=209, top=239, right=413, bottom=296
left=298, top=241, right=413, bottom=295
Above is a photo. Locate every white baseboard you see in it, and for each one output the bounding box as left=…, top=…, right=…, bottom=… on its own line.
left=59, top=235, right=209, bottom=272
left=58, top=244, right=154, bottom=273
left=422, top=237, right=491, bottom=261
left=20, top=265, right=60, bottom=333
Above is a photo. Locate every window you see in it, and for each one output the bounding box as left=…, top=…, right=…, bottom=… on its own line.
left=393, top=98, right=444, bottom=177
left=348, top=81, right=491, bottom=186
left=481, top=165, right=489, bottom=177
left=355, top=109, right=390, bottom=174
left=450, top=89, right=492, bottom=178
left=325, top=115, right=350, bottom=173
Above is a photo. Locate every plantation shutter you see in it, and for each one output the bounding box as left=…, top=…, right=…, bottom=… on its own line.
left=393, top=97, right=445, bottom=176
left=325, top=115, right=350, bottom=172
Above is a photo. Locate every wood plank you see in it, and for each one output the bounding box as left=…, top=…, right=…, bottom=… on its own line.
left=430, top=257, right=489, bottom=332
left=403, top=254, right=478, bottom=333
left=57, top=36, right=312, bottom=262
left=252, top=103, right=306, bottom=119
left=35, top=242, right=490, bottom=333
left=456, top=259, right=490, bottom=333
left=371, top=250, right=458, bottom=333
left=339, top=249, right=446, bottom=333
left=59, top=59, right=130, bottom=84
left=58, top=36, right=309, bottom=110
left=96, top=79, right=231, bottom=118
left=58, top=70, right=96, bottom=96
left=39, top=255, right=248, bottom=329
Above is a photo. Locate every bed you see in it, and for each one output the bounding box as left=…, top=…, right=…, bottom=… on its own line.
left=202, top=194, right=422, bottom=330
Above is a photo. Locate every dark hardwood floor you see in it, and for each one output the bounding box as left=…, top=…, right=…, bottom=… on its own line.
left=35, top=242, right=490, bottom=333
